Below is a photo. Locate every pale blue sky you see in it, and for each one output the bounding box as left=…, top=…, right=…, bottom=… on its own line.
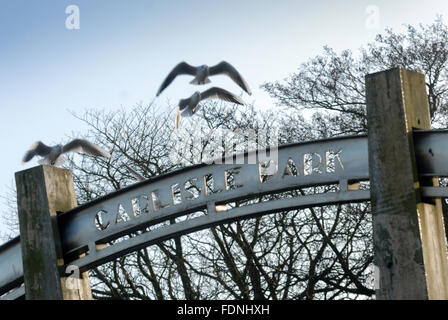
left=1, top=0, right=448, bottom=237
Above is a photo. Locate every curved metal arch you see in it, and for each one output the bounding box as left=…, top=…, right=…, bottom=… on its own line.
left=4, top=130, right=448, bottom=299
left=68, top=189, right=372, bottom=272
left=0, top=238, right=22, bottom=297
left=58, top=134, right=370, bottom=270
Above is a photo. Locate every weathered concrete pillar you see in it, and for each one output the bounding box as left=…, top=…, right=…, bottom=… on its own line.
left=15, top=165, right=92, bottom=300
left=366, top=67, right=448, bottom=299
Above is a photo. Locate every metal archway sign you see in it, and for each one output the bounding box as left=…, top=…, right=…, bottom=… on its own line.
left=2, top=129, right=448, bottom=299
left=58, top=133, right=369, bottom=270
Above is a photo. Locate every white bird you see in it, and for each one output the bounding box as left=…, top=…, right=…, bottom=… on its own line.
left=175, top=87, right=245, bottom=129
left=157, top=61, right=252, bottom=96
left=22, top=139, right=111, bottom=166
left=124, top=164, right=145, bottom=181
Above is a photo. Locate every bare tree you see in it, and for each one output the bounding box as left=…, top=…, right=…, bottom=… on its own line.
left=61, top=97, right=375, bottom=300
left=263, top=16, right=448, bottom=242
left=5, top=18, right=448, bottom=300
left=0, top=182, right=19, bottom=242
left=262, top=16, right=448, bottom=135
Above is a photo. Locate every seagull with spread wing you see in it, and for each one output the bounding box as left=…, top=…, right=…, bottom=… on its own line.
left=22, top=139, right=112, bottom=166
left=157, top=61, right=252, bottom=96
left=175, top=87, right=245, bottom=129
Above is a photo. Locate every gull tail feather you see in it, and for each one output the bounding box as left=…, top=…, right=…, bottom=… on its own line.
left=189, top=77, right=211, bottom=85
left=38, top=158, right=51, bottom=165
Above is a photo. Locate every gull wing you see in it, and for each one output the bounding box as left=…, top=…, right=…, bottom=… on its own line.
left=178, top=95, right=192, bottom=111
left=156, top=62, right=197, bottom=96
left=200, top=87, right=245, bottom=105
left=62, top=139, right=111, bottom=158
left=22, top=141, right=52, bottom=163
left=208, top=61, right=252, bottom=95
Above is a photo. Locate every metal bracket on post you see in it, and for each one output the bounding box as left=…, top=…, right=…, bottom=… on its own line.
left=366, top=67, right=448, bottom=299
left=15, top=165, right=92, bottom=300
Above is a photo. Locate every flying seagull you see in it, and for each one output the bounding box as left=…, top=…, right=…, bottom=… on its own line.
left=124, top=164, right=145, bottom=181
left=157, top=61, right=252, bottom=96
left=22, top=139, right=111, bottom=166
left=175, top=87, right=245, bottom=129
